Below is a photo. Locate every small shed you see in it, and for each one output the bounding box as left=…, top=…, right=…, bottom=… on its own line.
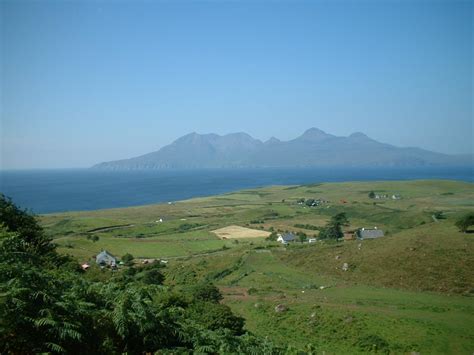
left=277, top=232, right=295, bottom=244
left=343, top=232, right=356, bottom=241
left=358, top=228, right=384, bottom=240
left=81, top=263, right=90, bottom=271
left=96, top=250, right=117, bottom=267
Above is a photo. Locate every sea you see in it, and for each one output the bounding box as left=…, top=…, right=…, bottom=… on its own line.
left=0, top=167, right=472, bottom=214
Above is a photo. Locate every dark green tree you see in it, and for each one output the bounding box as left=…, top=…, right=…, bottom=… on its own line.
left=0, top=194, right=58, bottom=262
left=122, top=253, right=134, bottom=265
left=189, top=283, right=223, bottom=303
left=267, top=231, right=278, bottom=241
left=319, top=213, right=349, bottom=240
left=332, top=212, right=349, bottom=226
left=455, top=212, right=474, bottom=233
left=297, top=231, right=307, bottom=242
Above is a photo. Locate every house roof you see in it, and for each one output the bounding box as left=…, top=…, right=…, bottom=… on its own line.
left=359, top=229, right=384, bottom=239
left=280, top=232, right=295, bottom=241
left=96, top=250, right=116, bottom=261
left=97, top=250, right=115, bottom=257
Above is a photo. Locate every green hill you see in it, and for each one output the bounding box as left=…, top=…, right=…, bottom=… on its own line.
left=39, top=179, right=474, bottom=353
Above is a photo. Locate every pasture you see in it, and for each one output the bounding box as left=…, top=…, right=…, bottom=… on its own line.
left=40, top=179, right=474, bottom=353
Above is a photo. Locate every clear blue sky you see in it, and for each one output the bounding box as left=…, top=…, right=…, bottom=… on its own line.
left=1, top=0, right=472, bottom=169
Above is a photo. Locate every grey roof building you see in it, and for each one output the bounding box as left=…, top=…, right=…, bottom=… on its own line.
left=96, top=250, right=117, bottom=266
left=278, top=232, right=296, bottom=243
left=359, top=229, right=384, bottom=239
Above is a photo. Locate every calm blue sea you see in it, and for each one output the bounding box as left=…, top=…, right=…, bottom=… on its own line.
left=0, top=167, right=472, bottom=214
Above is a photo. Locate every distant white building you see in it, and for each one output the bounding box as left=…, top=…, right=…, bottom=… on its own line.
left=277, top=232, right=296, bottom=244
left=308, top=238, right=317, bottom=243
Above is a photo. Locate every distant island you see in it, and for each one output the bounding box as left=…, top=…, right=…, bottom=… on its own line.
left=92, top=128, right=472, bottom=170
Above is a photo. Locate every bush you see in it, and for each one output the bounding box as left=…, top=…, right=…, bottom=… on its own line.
left=178, top=223, right=202, bottom=232
left=267, top=231, right=278, bottom=241
left=87, top=235, right=100, bottom=242
left=121, top=253, right=134, bottom=265
left=187, top=302, right=245, bottom=335
left=357, top=335, right=390, bottom=353
left=455, top=212, right=474, bottom=233
left=433, top=211, right=445, bottom=220
left=139, top=269, right=165, bottom=285
left=189, top=283, right=223, bottom=303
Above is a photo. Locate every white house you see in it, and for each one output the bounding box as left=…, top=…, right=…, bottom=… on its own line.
left=96, top=250, right=117, bottom=267
left=277, top=232, right=296, bottom=244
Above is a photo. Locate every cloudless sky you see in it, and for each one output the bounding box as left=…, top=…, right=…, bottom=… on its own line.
left=1, top=0, right=472, bottom=169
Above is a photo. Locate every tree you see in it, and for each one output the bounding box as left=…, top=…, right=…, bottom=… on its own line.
left=319, top=212, right=349, bottom=240
left=189, top=283, right=223, bottom=303
left=455, top=212, right=474, bottom=233
left=297, top=231, right=307, bottom=242
left=267, top=231, right=278, bottom=241
left=368, top=191, right=376, bottom=199
left=305, top=199, right=315, bottom=207
left=122, top=253, right=134, bottom=266
left=332, top=212, right=349, bottom=226
left=0, top=194, right=58, bottom=262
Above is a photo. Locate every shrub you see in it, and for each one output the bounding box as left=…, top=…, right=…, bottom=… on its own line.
left=121, top=253, right=134, bottom=265
left=455, top=212, right=474, bottom=233
left=267, top=231, right=278, bottom=241
left=189, top=283, right=223, bottom=303
left=357, top=335, right=390, bottom=353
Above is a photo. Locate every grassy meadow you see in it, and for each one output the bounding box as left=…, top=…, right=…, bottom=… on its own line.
left=40, top=179, right=474, bottom=353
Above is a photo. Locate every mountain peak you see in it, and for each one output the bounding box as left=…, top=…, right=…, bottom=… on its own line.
left=349, top=132, right=369, bottom=139
left=265, top=136, right=281, bottom=145
left=297, top=128, right=332, bottom=141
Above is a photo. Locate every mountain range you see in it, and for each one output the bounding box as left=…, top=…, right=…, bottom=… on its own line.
left=92, top=128, right=472, bottom=170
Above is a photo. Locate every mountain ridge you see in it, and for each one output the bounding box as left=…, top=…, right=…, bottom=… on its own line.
left=92, top=128, right=472, bottom=170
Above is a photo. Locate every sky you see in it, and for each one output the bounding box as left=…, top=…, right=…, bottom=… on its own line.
left=1, top=0, right=472, bottom=169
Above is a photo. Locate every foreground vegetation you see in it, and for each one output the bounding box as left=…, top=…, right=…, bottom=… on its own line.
left=2, top=179, right=474, bottom=353
left=0, top=195, right=287, bottom=353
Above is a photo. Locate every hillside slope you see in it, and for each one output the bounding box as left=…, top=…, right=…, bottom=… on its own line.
left=279, top=221, right=474, bottom=294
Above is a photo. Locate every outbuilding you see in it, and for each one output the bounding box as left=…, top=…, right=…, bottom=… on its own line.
left=358, top=228, right=384, bottom=239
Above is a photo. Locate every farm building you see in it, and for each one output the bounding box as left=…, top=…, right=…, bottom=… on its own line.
left=96, top=250, right=117, bottom=267
left=81, top=263, right=90, bottom=271
left=358, top=228, right=384, bottom=239
left=343, top=231, right=356, bottom=241
left=277, top=232, right=295, bottom=244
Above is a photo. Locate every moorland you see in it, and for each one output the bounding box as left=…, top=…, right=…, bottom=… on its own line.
left=35, top=179, right=474, bottom=353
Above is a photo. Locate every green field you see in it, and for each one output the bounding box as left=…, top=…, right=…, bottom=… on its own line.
left=40, top=180, right=474, bottom=353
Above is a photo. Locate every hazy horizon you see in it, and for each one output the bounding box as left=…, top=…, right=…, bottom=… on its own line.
left=1, top=0, right=472, bottom=169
